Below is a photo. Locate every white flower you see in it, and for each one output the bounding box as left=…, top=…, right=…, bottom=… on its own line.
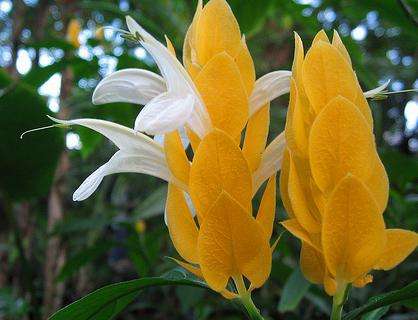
left=93, top=16, right=211, bottom=138
left=93, top=16, right=295, bottom=139
left=47, top=116, right=186, bottom=201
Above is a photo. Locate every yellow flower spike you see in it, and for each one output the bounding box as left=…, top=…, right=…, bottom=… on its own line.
left=365, top=154, right=389, bottom=214
left=374, top=229, right=418, bottom=271
left=312, top=29, right=330, bottom=45
left=183, top=0, right=203, bottom=78
left=279, top=149, right=294, bottom=217
left=322, top=174, right=386, bottom=284
left=242, top=103, right=270, bottom=172
left=165, top=35, right=176, bottom=56
left=189, top=129, right=253, bottom=219
left=281, top=219, right=321, bottom=252
left=194, top=52, right=249, bottom=138
left=170, top=257, right=203, bottom=278
left=197, top=191, right=271, bottom=292
left=66, top=19, right=81, bottom=48
left=164, top=130, right=190, bottom=187
left=233, top=36, right=256, bottom=95
left=302, top=40, right=358, bottom=116
left=292, top=33, right=304, bottom=86
left=195, top=0, right=242, bottom=66
left=309, top=96, right=375, bottom=195
left=166, top=184, right=199, bottom=264
left=331, top=30, right=351, bottom=66
left=285, top=78, right=309, bottom=158
left=352, top=274, right=373, bottom=288
left=323, top=271, right=337, bottom=296
left=288, top=154, right=321, bottom=233
left=256, top=174, right=276, bottom=239
left=185, top=126, right=201, bottom=152
left=292, top=33, right=315, bottom=123
left=300, top=242, right=326, bottom=284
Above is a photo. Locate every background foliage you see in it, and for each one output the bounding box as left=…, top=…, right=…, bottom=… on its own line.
left=0, top=0, right=417, bottom=319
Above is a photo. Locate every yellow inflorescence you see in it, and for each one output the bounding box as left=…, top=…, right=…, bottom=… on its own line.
left=280, top=30, right=418, bottom=295
left=163, top=0, right=276, bottom=297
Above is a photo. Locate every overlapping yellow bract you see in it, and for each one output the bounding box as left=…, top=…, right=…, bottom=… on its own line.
left=167, top=130, right=275, bottom=296
left=281, top=30, right=418, bottom=295
left=163, top=0, right=277, bottom=297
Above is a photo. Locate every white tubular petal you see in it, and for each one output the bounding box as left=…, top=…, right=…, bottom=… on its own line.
left=153, top=134, right=164, bottom=145
left=92, top=69, right=166, bottom=105
left=253, top=132, right=286, bottom=193
left=125, top=16, right=211, bottom=137
left=153, top=128, right=190, bottom=149
left=48, top=116, right=163, bottom=157
left=364, top=79, right=390, bottom=98
left=134, top=93, right=195, bottom=135
left=249, top=71, right=292, bottom=115
left=73, top=151, right=170, bottom=201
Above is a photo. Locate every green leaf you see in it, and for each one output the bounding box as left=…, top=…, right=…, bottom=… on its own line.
left=278, top=267, right=311, bottom=313
left=48, top=269, right=207, bottom=320
left=343, top=281, right=418, bottom=320
left=0, top=69, right=64, bottom=200
left=361, top=306, right=389, bottom=320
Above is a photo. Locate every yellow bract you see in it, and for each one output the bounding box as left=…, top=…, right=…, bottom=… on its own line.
left=166, top=129, right=275, bottom=297
left=163, top=1, right=277, bottom=297
left=183, top=0, right=255, bottom=140
left=195, top=52, right=248, bottom=137
left=189, top=129, right=253, bottom=219
left=281, top=30, right=417, bottom=295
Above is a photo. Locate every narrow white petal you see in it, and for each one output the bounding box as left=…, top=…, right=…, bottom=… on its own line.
left=134, top=93, right=195, bottom=135
left=92, top=69, right=166, bottom=105
left=253, top=132, right=286, bottom=193
left=364, top=79, right=390, bottom=98
left=153, top=134, right=165, bottom=145
left=153, top=127, right=190, bottom=149
left=125, top=16, right=211, bottom=137
left=249, top=71, right=292, bottom=115
left=73, top=151, right=170, bottom=201
left=48, top=116, right=163, bottom=157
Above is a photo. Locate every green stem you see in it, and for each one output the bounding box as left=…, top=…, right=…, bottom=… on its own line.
left=234, top=276, right=265, bottom=320
left=331, top=284, right=350, bottom=320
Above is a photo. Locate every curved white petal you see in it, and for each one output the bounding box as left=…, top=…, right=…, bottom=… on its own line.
left=48, top=116, right=163, bottom=157
left=253, top=132, right=286, bottom=193
left=135, top=93, right=195, bottom=135
left=249, top=71, right=292, bottom=115
left=125, top=16, right=211, bottom=137
left=153, top=127, right=190, bottom=149
left=92, top=69, right=166, bottom=105
left=73, top=150, right=170, bottom=201
left=364, top=79, right=390, bottom=98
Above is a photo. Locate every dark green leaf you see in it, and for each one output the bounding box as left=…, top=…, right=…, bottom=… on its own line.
left=0, top=69, right=64, bottom=200
left=343, top=281, right=418, bottom=320
left=48, top=269, right=207, bottom=320
left=361, top=306, right=389, bottom=320
left=278, top=267, right=311, bottom=312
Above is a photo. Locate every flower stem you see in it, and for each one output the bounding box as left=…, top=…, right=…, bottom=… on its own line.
left=330, top=284, right=350, bottom=320
left=234, top=276, right=265, bottom=320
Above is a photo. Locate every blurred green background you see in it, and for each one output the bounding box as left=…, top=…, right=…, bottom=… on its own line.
left=0, top=0, right=417, bottom=319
